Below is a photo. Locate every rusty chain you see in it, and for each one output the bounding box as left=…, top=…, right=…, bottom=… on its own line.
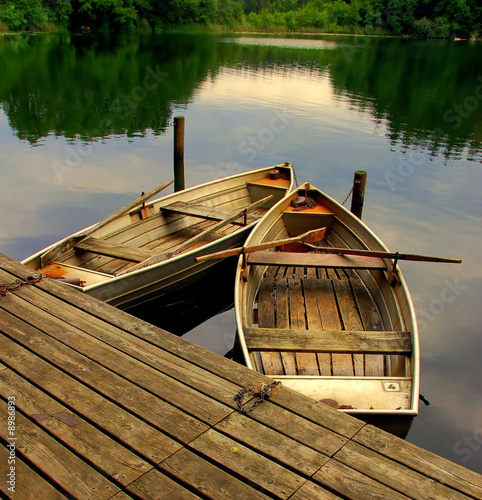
left=0, top=274, right=46, bottom=302
left=234, top=381, right=281, bottom=414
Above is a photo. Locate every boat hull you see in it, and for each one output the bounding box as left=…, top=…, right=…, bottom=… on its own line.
left=235, top=183, right=420, bottom=431
left=23, top=164, right=294, bottom=310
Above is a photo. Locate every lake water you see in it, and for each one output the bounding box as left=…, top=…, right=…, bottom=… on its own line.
left=0, top=32, right=481, bottom=473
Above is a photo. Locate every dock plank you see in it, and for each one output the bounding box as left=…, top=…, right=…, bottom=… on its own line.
left=354, top=425, right=482, bottom=499
left=0, top=444, right=66, bottom=500
left=160, top=448, right=270, bottom=500
left=189, top=429, right=306, bottom=498
left=0, top=408, right=119, bottom=499
left=0, top=319, right=206, bottom=448
left=0, top=271, right=246, bottom=410
left=0, top=251, right=480, bottom=500
left=0, top=287, right=234, bottom=428
left=313, top=459, right=410, bottom=500
left=214, top=412, right=329, bottom=475
left=0, top=254, right=362, bottom=439
left=334, top=441, right=473, bottom=500
left=127, top=469, right=201, bottom=500
left=0, top=364, right=152, bottom=486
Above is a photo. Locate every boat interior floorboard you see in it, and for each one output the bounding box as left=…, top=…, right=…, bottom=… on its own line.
left=253, top=265, right=406, bottom=379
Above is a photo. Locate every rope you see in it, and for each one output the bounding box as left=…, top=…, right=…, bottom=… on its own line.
left=234, top=381, right=281, bottom=414
left=0, top=275, right=46, bottom=302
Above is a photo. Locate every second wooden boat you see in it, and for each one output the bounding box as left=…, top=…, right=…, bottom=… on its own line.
left=234, top=183, right=420, bottom=436
left=22, top=164, right=294, bottom=309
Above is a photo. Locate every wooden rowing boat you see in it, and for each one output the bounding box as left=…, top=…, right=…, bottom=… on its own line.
left=22, top=164, right=294, bottom=310
left=234, top=183, right=420, bottom=437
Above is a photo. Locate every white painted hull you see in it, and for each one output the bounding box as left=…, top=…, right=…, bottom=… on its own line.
left=235, top=183, right=420, bottom=436
left=23, top=165, right=294, bottom=310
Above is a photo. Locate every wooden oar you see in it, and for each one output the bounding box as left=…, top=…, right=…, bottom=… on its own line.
left=117, top=195, right=274, bottom=275
left=303, top=244, right=462, bottom=264
left=39, top=179, right=174, bottom=268
left=196, top=227, right=327, bottom=262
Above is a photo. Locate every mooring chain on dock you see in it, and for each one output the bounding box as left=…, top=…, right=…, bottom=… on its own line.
left=234, top=381, right=281, bottom=414
left=0, top=274, right=46, bottom=302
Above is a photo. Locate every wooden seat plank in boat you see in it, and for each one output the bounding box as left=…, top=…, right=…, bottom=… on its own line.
left=243, top=328, right=412, bottom=353
left=75, top=237, right=157, bottom=262
left=161, top=201, right=258, bottom=225
left=247, top=251, right=387, bottom=269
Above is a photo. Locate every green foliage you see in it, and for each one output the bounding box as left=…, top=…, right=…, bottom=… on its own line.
left=0, top=0, right=480, bottom=36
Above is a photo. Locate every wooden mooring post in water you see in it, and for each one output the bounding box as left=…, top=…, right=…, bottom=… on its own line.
left=350, top=170, right=367, bottom=219
left=174, top=116, right=185, bottom=192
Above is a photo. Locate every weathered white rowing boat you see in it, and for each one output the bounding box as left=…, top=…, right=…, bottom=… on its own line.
left=234, top=182, right=420, bottom=436
left=22, top=164, right=294, bottom=310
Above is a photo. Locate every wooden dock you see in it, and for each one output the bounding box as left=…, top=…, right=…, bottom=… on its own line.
left=0, top=252, right=481, bottom=499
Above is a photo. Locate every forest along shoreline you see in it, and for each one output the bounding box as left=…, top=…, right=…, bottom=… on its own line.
left=0, top=1, right=480, bottom=40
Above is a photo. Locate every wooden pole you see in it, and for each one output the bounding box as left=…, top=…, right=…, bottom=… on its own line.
left=174, top=116, right=185, bottom=192
left=350, top=170, right=367, bottom=219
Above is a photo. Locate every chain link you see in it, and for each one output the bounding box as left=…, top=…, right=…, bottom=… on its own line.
left=0, top=275, right=46, bottom=302
left=234, top=381, right=281, bottom=414
left=341, top=179, right=361, bottom=206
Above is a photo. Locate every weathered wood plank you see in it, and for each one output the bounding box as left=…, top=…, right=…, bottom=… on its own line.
left=257, top=277, right=284, bottom=375
left=334, top=441, right=473, bottom=500
left=311, top=279, right=353, bottom=376
left=0, top=253, right=363, bottom=440
left=350, top=278, right=386, bottom=377
left=289, top=481, right=343, bottom=500
left=244, top=328, right=412, bottom=353
left=0, top=409, right=119, bottom=499
left=275, top=278, right=298, bottom=375
left=303, top=278, right=332, bottom=375
left=313, top=459, right=410, bottom=500
left=288, top=278, right=320, bottom=375
left=39, top=179, right=173, bottom=268
left=248, top=252, right=387, bottom=269
left=189, top=429, right=306, bottom=498
left=0, top=291, right=234, bottom=428
left=332, top=280, right=364, bottom=376
left=0, top=444, right=66, bottom=500
left=75, top=237, right=156, bottom=262
left=161, top=200, right=257, bottom=225
left=214, top=412, right=329, bottom=475
left=247, top=400, right=348, bottom=458
left=0, top=365, right=153, bottom=486
left=354, top=425, right=482, bottom=499
left=127, top=469, right=201, bottom=500
left=160, top=448, right=270, bottom=500
left=0, top=318, right=207, bottom=447
left=0, top=271, right=247, bottom=411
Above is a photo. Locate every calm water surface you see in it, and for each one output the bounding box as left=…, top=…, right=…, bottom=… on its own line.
left=0, top=32, right=481, bottom=473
